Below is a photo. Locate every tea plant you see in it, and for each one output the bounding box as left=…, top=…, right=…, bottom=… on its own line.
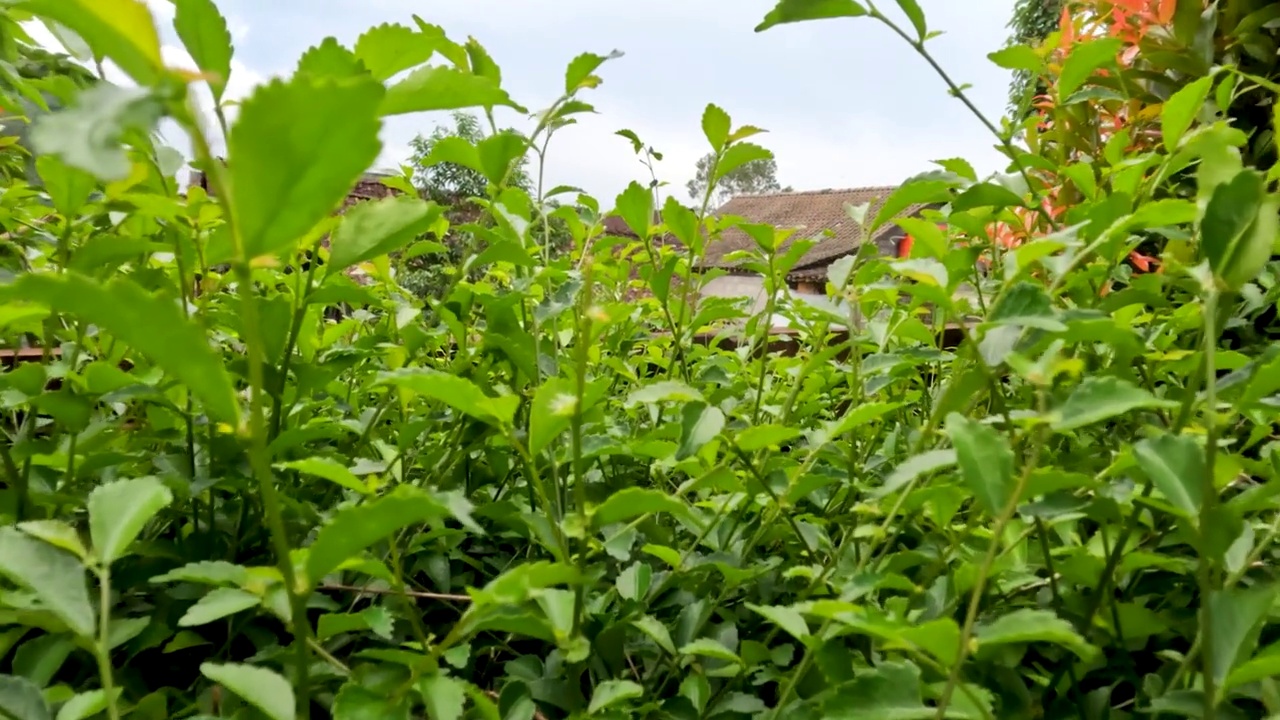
left=0, top=0, right=1278, bottom=719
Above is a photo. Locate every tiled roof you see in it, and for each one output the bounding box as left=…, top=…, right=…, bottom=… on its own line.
left=699, top=186, right=928, bottom=276
left=600, top=211, right=666, bottom=239
left=187, top=168, right=404, bottom=286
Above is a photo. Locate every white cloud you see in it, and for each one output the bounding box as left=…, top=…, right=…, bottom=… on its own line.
left=19, top=7, right=267, bottom=174
left=21, top=0, right=1021, bottom=205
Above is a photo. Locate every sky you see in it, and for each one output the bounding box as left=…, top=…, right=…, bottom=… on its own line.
left=28, top=0, right=1020, bottom=206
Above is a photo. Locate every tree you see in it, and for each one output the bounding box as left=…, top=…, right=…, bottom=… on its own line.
left=407, top=111, right=531, bottom=201
left=400, top=112, right=571, bottom=302
left=686, top=152, right=789, bottom=207
left=1004, top=0, right=1065, bottom=114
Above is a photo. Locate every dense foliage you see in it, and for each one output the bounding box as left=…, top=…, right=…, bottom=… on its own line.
left=1, top=1, right=1280, bottom=719
left=1004, top=0, right=1064, bottom=112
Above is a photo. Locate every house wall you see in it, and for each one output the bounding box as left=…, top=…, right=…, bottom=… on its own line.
left=699, top=274, right=833, bottom=326
left=700, top=275, right=770, bottom=315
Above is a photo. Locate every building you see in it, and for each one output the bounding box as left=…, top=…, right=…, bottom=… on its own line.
left=189, top=168, right=404, bottom=285
left=696, top=186, right=931, bottom=322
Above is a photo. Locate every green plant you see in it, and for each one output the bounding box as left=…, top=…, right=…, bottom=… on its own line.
left=0, top=0, right=1278, bottom=719
left=685, top=151, right=789, bottom=205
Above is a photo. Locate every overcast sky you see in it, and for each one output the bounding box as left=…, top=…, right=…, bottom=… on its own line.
left=31, top=0, right=1019, bottom=204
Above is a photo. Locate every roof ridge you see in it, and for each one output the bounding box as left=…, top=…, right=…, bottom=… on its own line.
left=729, top=185, right=899, bottom=200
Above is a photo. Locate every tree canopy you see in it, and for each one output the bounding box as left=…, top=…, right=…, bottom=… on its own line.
left=686, top=151, right=789, bottom=206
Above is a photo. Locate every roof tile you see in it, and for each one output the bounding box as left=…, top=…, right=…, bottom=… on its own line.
left=700, top=186, right=927, bottom=273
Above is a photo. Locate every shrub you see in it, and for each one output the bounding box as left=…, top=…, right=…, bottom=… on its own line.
left=0, top=1, right=1277, bottom=719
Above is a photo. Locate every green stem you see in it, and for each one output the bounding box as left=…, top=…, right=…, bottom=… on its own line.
left=935, top=425, right=1048, bottom=719
left=271, top=255, right=320, bottom=440
left=175, top=99, right=313, bottom=718
left=868, top=5, right=1057, bottom=232
left=0, top=440, right=25, bottom=522
left=96, top=570, right=121, bottom=720
left=1199, top=288, right=1221, bottom=720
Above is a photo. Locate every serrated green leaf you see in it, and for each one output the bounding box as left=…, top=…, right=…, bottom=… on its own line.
left=614, top=181, right=654, bottom=240
left=276, top=457, right=368, bottom=494
left=1163, top=74, right=1214, bottom=152
left=893, top=0, right=927, bottom=39
left=30, top=84, right=163, bottom=181
left=747, top=603, right=810, bottom=641
left=17, top=521, right=88, bottom=560
left=899, top=618, right=961, bottom=665
left=529, top=376, right=575, bottom=456
left=632, top=615, right=676, bottom=654
left=821, top=662, right=930, bottom=720
left=172, top=0, right=233, bottom=100
left=0, top=528, right=94, bottom=639
left=88, top=476, right=173, bottom=564
left=831, top=401, right=902, bottom=434
left=988, top=44, right=1042, bottom=72
left=626, top=380, right=702, bottom=406
left=588, top=680, right=643, bottom=714
left=976, top=609, right=1097, bottom=660
left=228, top=74, right=383, bottom=260
left=1201, top=169, right=1264, bottom=280
left=295, top=37, right=363, bottom=79
left=332, top=684, right=412, bottom=720
left=35, top=155, right=95, bottom=217
left=353, top=23, right=438, bottom=82
left=12, top=634, right=73, bottom=688
left=702, top=104, right=731, bottom=151
left=329, top=196, right=442, bottom=275
left=565, top=50, right=622, bottom=93
left=463, top=37, right=500, bottom=82
left=679, top=638, right=740, bottom=664
left=736, top=424, right=800, bottom=452
left=200, top=663, right=294, bottom=720
left=6, top=273, right=239, bottom=424
left=616, top=562, right=651, bottom=601
left=594, top=488, right=695, bottom=528
left=106, top=617, right=149, bottom=651
left=150, top=560, right=249, bottom=586
left=0, top=674, right=50, bottom=720
left=26, top=0, right=163, bottom=85
left=179, top=588, right=260, bottom=627
left=163, top=631, right=211, bottom=653
left=305, top=485, right=449, bottom=587
left=382, top=66, right=518, bottom=116
left=874, top=449, right=957, bottom=498
left=1226, top=642, right=1280, bottom=690
left=946, top=413, right=1014, bottom=515
left=421, top=135, right=483, bottom=175
left=661, top=196, right=699, bottom=248
left=1058, top=37, right=1124, bottom=99
left=55, top=689, right=111, bottom=720
left=1134, top=433, right=1205, bottom=519
left=476, top=131, right=527, bottom=186
left=952, top=182, right=1025, bottom=212
left=714, top=142, right=772, bottom=184
left=1226, top=193, right=1280, bottom=290
left=419, top=674, right=466, bottom=720
left=317, top=613, right=369, bottom=641
left=1051, top=377, right=1173, bottom=432
left=377, top=368, right=517, bottom=426
left=870, top=179, right=953, bottom=232
left=678, top=402, right=724, bottom=460
left=756, top=0, right=869, bottom=32
left=1209, top=585, right=1279, bottom=687
left=988, top=282, right=1065, bottom=331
